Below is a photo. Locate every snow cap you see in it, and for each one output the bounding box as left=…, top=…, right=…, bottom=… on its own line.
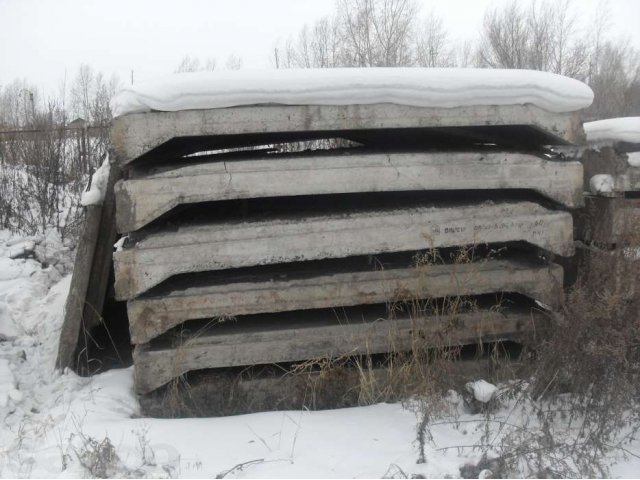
left=111, top=68, right=594, bottom=117
left=584, top=117, right=640, bottom=144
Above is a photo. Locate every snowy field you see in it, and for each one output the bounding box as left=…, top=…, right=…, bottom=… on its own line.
left=1, top=228, right=640, bottom=478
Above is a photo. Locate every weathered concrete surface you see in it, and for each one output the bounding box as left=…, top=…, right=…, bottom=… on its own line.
left=133, top=308, right=547, bottom=394
left=138, top=356, right=528, bottom=417
left=115, top=152, right=583, bottom=232
left=111, top=104, right=585, bottom=165
left=113, top=201, right=574, bottom=299
left=576, top=196, right=640, bottom=244
left=580, top=147, right=640, bottom=194
left=128, top=259, right=562, bottom=344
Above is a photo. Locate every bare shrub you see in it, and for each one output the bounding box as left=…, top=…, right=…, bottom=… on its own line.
left=451, top=209, right=640, bottom=478
left=0, top=66, right=117, bottom=241
left=71, top=433, right=133, bottom=478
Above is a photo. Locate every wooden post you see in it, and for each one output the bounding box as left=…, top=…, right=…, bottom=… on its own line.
left=56, top=155, right=121, bottom=371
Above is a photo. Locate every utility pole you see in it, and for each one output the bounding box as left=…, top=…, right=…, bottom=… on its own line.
left=18, top=89, right=36, bottom=126
left=29, top=91, right=35, bottom=122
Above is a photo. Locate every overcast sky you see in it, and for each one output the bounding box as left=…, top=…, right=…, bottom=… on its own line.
left=1, top=0, right=639, bottom=97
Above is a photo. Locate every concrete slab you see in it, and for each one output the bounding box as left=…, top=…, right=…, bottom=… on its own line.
left=133, top=308, right=548, bottom=394
left=115, top=151, right=583, bottom=232
left=137, top=356, right=529, bottom=417
left=111, top=104, right=585, bottom=165
left=113, top=201, right=574, bottom=299
left=127, top=259, right=562, bottom=344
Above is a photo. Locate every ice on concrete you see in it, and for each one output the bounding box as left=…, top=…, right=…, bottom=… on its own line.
left=111, top=68, right=594, bottom=117
left=466, top=379, right=498, bottom=403
left=584, top=117, right=640, bottom=144
left=589, top=174, right=615, bottom=195
left=80, top=155, right=110, bottom=206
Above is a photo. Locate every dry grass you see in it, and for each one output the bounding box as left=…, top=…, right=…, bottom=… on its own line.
left=141, top=246, right=534, bottom=417
left=456, top=203, right=640, bottom=478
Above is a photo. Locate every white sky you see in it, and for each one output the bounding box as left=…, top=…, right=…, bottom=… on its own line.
left=1, top=0, right=639, bottom=97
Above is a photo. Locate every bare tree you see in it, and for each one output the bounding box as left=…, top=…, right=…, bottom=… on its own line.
left=414, top=10, right=453, bottom=67
left=70, top=64, right=94, bottom=121
left=478, top=0, right=590, bottom=77
left=477, top=0, right=640, bottom=118
left=478, top=2, right=531, bottom=69
left=225, top=53, right=243, bottom=70
left=175, top=55, right=217, bottom=73
left=272, top=37, right=298, bottom=69
left=205, top=57, right=217, bottom=71
left=337, top=0, right=417, bottom=66
left=309, top=17, right=342, bottom=68
left=0, top=65, right=120, bottom=238
left=175, top=55, right=201, bottom=73
left=274, top=0, right=419, bottom=68
left=454, top=39, right=477, bottom=68
left=587, top=40, right=640, bottom=119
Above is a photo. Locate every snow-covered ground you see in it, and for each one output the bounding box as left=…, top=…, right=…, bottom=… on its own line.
left=111, top=68, right=594, bottom=117
left=1, top=228, right=639, bottom=478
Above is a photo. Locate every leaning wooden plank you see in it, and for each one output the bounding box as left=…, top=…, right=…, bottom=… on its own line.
left=115, top=151, right=583, bottom=232
left=56, top=205, right=102, bottom=370
left=133, top=308, right=546, bottom=394
left=114, top=201, right=574, bottom=300
left=128, top=259, right=563, bottom=344
left=56, top=159, right=121, bottom=370
left=111, top=104, right=584, bottom=165
left=79, top=159, right=121, bottom=334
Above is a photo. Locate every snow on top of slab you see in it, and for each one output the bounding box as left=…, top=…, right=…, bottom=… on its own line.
left=628, top=152, right=640, bottom=167
left=584, top=117, right=640, bottom=145
left=111, top=68, right=594, bottom=117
